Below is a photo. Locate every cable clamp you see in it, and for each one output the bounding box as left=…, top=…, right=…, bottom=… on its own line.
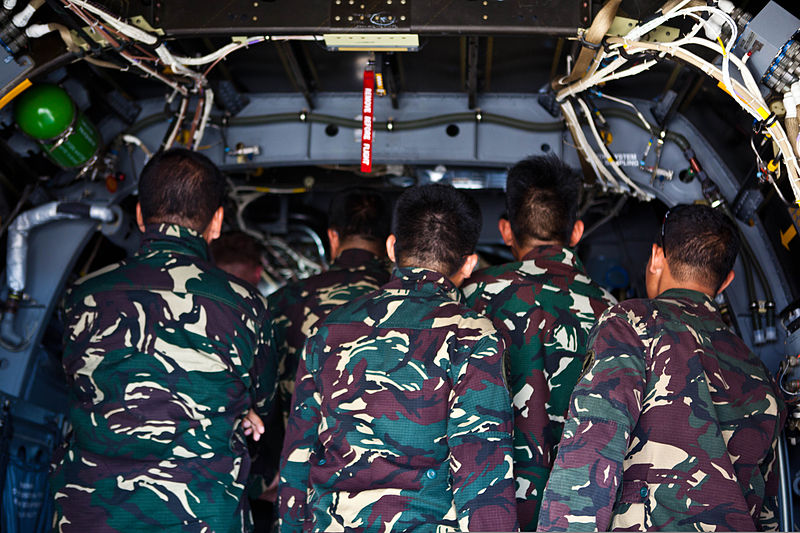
left=578, top=30, right=603, bottom=51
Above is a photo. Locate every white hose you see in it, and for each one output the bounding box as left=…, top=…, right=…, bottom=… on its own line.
left=63, top=0, right=157, bottom=45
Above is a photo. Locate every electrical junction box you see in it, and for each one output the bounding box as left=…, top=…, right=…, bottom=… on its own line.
left=738, top=1, right=800, bottom=94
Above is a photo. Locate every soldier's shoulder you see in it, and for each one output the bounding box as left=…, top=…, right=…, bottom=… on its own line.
left=66, top=258, right=132, bottom=304
left=463, top=261, right=525, bottom=298
left=206, top=265, right=268, bottom=313
left=468, top=261, right=523, bottom=284
left=320, top=285, right=383, bottom=323
left=597, top=298, right=653, bottom=324
left=73, top=259, right=126, bottom=287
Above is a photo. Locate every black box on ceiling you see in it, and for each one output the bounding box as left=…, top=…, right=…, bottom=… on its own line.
left=151, top=1, right=587, bottom=37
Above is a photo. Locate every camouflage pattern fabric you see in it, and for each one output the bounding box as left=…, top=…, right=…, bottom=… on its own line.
left=538, top=288, right=786, bottom=532
left=51, top=224, right=278, bottom=533
left=462, top=245, right=615, bottom=529
left=267, top=248, right=390, bottom=425
left=249, top=249, right=389, bottom=499
left=278, top=267, right=518, bottom=532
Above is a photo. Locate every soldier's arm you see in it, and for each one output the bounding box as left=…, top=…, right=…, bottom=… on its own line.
left=537, top=312, right=646, bottom=532
left=447, top=330, right=518, bottom=532
left=277, top=338, right=321, bottom=532
left=758, top=428, right=782, bottom=531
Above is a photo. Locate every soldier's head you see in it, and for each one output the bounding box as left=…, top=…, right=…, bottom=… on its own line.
left=500, top=154, right=584, bottom=259
left=327, top=187, right=391, bottom=259
left=136, top=148, right=226, bottom=242
left=387, top=184, right=481, bottom=286
left=210, top=231, right=263, bottom=288
left=647, top=204, right=739, bottom=298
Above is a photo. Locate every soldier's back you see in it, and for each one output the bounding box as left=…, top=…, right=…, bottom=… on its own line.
left=463, top=245, right=615, bottom=529
left=279, top=267, right=517, bottom=532
left=609, top=289, right=784, bottom=531
left=52, top=224, right=273, bottom=532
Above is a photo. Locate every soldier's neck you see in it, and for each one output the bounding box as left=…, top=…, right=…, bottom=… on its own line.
left=335, top=238, right=384, bottom=260
left=654, top=269, right=716, bottom=299
left=513, top=239, right=565, bottom=261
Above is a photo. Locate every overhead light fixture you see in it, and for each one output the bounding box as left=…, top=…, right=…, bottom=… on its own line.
left=323, top=33, right=419, bottom=51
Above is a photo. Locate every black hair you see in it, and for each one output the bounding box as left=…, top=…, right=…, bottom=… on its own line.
left=328, top=187, right=391, bottom=243
left=210, top=231, right=262, bottom=269
left=138, top=148, right=226, bottom=232
left=505, top=154, right=582, bottom=245
left=661, top=204, right=740, bottom=292
left=392, top=184, right=482, bottom=275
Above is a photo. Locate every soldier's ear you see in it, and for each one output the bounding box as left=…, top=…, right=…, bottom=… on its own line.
left=327, top=229, right=340, bottom=260
left=716, top=270, right=735, bottom=295
left=498, top=218, right=514, bottom=247
left=648, top=243, right=665, bottom=272
left=136, top=203, right=145, bottom=232
left=386, top=234, right=397, bottom=263
left=451, top=253, right=479, bottom=288
left=461, top=253, right=479, bottom=279
left=202, top=207, right=224, bottom=243
left=569, top=220, right=585, bottom=247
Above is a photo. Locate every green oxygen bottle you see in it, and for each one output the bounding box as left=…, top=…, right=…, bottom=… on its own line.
left=13, top=84, right=100, bottom=168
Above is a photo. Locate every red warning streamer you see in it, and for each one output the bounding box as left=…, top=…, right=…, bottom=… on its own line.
left=361, top=66, right=374, bottom=173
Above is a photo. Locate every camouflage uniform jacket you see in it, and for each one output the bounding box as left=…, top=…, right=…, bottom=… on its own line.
left=278, top=267, right=518, bottom=532
left=267, top=248, right=390, bottom=423
left=51, top=223, right=278, bottom=533
left=538, top=288, right=786, bottom=532
left=249, top=250, right=390, bottom=499
left=462, top=245, right=616, bottom=529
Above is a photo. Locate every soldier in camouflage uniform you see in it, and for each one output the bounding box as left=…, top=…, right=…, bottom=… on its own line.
left=250, top=188, right=390, bottom=515
left=51, top=149, right=277, bottom=532
left=268, top=187, right=391, bottom=428
left=538, top=204, right=786, bottom=532
left=278, top=184, right=518, bottom=532
left=462, top=155, right=615, bottom=529
left=211, top=230, right=264, bottom=289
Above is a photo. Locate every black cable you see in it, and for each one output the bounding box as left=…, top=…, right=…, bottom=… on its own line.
left=597, top=107, right=690, bottom=150
left=129, top=110, right=565, bottom=136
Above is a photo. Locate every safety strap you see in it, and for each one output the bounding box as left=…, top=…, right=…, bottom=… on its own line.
left=554, top=0, right=622, bottom=89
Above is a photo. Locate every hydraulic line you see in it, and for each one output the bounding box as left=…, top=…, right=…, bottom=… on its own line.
left=597, top=107, right=691, bottom=150
left=225, top=111, right=565, bottom=132
left=127, top=110, right=564, bottom=147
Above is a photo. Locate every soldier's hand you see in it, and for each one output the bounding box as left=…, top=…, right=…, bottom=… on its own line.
left=243, top=408, right=265, bottom=441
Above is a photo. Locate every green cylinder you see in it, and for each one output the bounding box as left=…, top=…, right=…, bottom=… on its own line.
left=14, top=84, right=100, bottom=168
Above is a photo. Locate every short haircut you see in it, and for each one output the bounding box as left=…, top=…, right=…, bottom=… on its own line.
left=138, top=148, right=226, bottom=232
left=505, top=154, right=582, bottom=245
left=210, top=231, right=262, bottom=270
left=328, top=187, right=391, bottom=243
left=392, top=184, right=482, bottom=275
left=661, top=204, right=740, bottom=292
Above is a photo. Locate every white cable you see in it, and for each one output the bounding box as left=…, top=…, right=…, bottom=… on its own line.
left=63, top=0, right=157, bottom=44
left=167, top=38, right=266, bottom=66
left=576, top=97, right=649, bottom=198
left=122, top=134, right=153, bottom=159
left=592, top=91, right=654, bottom=135
left=164, top=96, right=189, bottom=150
left=562, top=99, right=617, bottom=191
left=623, top=39, right=800, bottom=203
left=193, top=87, right=215, bottom=149
left=155, top=44, right=205, bottom=82
left=120, top=52, right=188, bottom=95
